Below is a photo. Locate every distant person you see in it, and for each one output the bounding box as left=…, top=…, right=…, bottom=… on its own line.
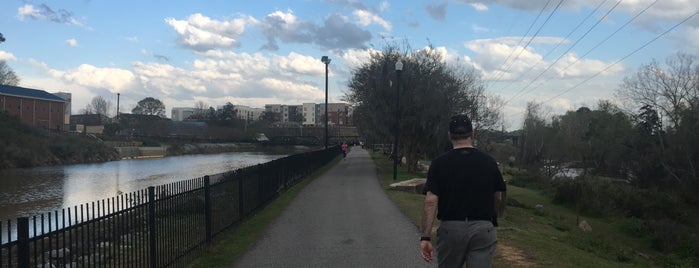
left=341, top=142, right=348, bottom=159
left=419, top=114, right=507, bottom=267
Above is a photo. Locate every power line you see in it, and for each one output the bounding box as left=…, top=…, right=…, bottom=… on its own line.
left=543, top=8, right=699, bottom=103
left=506, top=8, right=699, bottom=121
left=502, top=0, right=623, bottom=105
left=485, top=0, right=553, bottom=89
left=493, top=0, right=608, bottom=94
left=496, top=0, right=566, bottom=81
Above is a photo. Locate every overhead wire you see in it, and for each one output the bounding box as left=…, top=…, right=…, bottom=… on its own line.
left=502, top=0, right=623, bottom=105
left=493, top=0, right=608, bottom=94
left=485, top=0, right=553, bottom=89
left=506, top=8, right=699, bottom=120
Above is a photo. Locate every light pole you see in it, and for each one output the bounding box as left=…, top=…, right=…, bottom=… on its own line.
left=393, top=59, right=403, bottom=181
left=321, top=56, right=331, bottom=149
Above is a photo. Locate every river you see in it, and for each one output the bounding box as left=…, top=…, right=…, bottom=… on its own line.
left=0, top=151, right=287, bottom=224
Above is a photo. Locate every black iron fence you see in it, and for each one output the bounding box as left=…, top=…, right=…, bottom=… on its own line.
left=1, top=146, right=339, bottom=267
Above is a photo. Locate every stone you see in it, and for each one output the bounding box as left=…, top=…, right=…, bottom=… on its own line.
left=389, top=178, right=426, bottom=194
left=48, top=248, right=70, bottom=259
left=578, top=220, right=592, bottom=232
left=507, top=197, right=526, bottom=208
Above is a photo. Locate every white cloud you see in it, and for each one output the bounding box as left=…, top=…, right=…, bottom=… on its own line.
left=276, top=52, right=326, bottom=76
left=66, top=38, right=78, bottom=47
left=0, top=51, right=17, bottom=61
left=165, top=13, right=256, bottom=51
left=380, top=1, right=390, bottom=12
left=47, top=64, right=136, bottom=92
left=341, top=48, right=375, bottom=69
left=470, top=3, right=489, bottom=12
left=353, top=9, right=392, bottom=31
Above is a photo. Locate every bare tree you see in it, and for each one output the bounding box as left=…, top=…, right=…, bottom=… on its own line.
left=617, top=53, right=699, bottom=128
left=91, top=96, right=113, bottom=116
left=0, top=61, right=20, bottom=86
left=194, top=100, right=207, bottom=115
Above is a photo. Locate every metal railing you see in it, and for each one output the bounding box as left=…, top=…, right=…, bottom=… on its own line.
left=1, top=146, right=339, bottom=267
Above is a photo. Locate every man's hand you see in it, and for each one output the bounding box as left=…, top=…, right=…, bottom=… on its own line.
left=420, top=240, right=434, bottom=263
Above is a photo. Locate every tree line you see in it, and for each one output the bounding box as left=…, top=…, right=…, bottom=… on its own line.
left=346, top=45, right=698, bottom=197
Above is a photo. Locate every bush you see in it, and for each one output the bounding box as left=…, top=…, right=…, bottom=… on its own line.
left=553, top=178, right=684, bottom=221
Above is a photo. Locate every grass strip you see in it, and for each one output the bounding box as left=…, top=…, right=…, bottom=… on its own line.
left=186, top=156, right=342, bottom=268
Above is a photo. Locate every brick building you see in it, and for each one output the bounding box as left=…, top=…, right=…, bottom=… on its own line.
left=0, top=85, right=67, bottom=131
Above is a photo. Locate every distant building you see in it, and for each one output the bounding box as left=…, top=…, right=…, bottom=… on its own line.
left=302, top=103, right=316, bottom=126
left=232, top=105, right=264, bottom=122
left=0, top=84, right=66, bottom=130
left=171, top=107, right=199, bottom=121
left=53, top=92, right=72, bottom=126
left=70, top=114, right=109, bottom=134
left=266, top=102, right=353, bottom=127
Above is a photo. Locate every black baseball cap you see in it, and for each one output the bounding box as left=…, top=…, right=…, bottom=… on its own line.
left=449, top=115, right=473, bottom=134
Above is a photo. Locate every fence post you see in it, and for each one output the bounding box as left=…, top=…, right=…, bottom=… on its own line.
left=238, top=175, right=245, bottom=218
left=204, top=176, right=212, bottom=245
left=17, top=217, right=29, bottom=268
left=148, top=186, right=157, bottom=268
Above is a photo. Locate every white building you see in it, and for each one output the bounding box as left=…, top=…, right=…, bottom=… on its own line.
left=171, top=107, right=197, bottom=121
left=233, top=105, right=264, bottom=122
left=302, top=103, right=316, bottom=126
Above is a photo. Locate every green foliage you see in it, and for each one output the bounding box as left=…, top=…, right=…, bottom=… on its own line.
left=132, top=97, right=166, bottom=117
left=345, top=44, right=501, bottom=172
left=553, top=178, right=684, bottom=220
left=0, top=111, right=118, bottom=168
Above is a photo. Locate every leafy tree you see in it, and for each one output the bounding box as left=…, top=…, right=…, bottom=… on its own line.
left=216, top=102, right=236, bottom=121
left=345, top=44, right=500, bottom=172
left=0, top=60, right=20, bottom=86
left=132, top=97, right=166, bottom=117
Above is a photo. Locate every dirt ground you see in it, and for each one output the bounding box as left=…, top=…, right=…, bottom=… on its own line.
left=495, top=240, right=538, bottom=268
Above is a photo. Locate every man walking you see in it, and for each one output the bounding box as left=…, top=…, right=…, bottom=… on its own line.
left=419, top=114, right=507, bottom=267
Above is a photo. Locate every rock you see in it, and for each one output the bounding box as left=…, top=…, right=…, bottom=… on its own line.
left=389, top=178, right=426, bottom=194
left=507, top=197, right=526, bottom=208
left=48, top=248, right=70, bottom=259
left=637, top=252, right=650, bottom=260
left=578, top=220, right=592, bottom=232
left=534, top=204, right=545, bottom=215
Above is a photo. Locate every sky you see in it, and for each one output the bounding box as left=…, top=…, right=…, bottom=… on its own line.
left=1, top=0, right=699, bottom=129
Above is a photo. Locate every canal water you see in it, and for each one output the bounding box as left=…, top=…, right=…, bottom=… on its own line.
left=0, top=151, right=286, bottom=225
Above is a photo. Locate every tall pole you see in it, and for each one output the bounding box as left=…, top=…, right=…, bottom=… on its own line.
left=321, top=56, right=331, bottom=149
left=116, top=93, right=120, bottom=121
left=393, top=60, right=403, bottom=181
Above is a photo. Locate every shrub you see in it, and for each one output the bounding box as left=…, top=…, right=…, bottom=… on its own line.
left=553, top=178, right=684, bottom=221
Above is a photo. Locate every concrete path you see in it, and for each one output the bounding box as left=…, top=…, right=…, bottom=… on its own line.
left=232, top=147, right=433, bottom=268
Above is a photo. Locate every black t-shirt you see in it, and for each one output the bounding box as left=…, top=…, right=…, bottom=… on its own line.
left=424, top=147, right=506, bottom=221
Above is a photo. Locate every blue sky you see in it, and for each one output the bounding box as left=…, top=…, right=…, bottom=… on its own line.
left=1, top=0, right=698, bottom=129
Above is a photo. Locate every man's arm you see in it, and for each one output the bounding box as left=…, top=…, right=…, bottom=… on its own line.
left=494, top=191, right=504, bottom=216
left=420, top=191, right=439, bottom=237
left=420, top=191, right=438, bottom=263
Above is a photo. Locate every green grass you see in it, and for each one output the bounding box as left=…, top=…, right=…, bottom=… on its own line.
left=186, top=156, right=342, bottom=268
left=369, top=151, right=692, bottom=267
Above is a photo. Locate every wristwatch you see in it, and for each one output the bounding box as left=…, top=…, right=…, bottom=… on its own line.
left=420, top=236, right=431, bottom=241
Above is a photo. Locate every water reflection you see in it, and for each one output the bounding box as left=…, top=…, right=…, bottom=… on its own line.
left=0, top=151, right=284, bottom=223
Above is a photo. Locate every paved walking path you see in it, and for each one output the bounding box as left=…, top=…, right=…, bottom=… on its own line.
left=232, top=147, right=433, bottom=267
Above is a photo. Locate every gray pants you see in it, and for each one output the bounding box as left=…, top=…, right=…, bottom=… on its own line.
left=436, top=220, right=497, bottom=268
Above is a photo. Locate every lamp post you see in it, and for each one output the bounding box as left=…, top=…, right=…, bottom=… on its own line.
left=393, top=59, right=403, bottom=181
left=321, top=56, right=331, bottom=149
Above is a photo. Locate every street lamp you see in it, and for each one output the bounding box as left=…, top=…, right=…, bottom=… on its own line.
left=393, top=59, right=403, bottom=181
left=321, top=56, right=331, bottom=149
